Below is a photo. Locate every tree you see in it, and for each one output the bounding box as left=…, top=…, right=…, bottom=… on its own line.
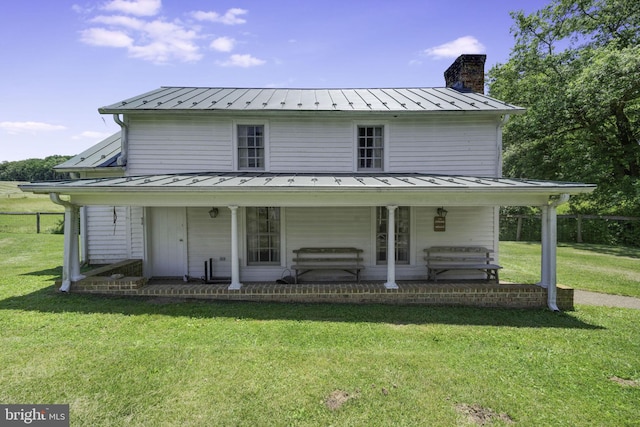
left=488, top=0, right=640, bottom=215
left=0, top=156, right=72, bottom=181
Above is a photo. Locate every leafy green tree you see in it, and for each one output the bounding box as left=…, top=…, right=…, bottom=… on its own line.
left=489, top=0, right=640, bottom=215
left=0, top=156, right=72, bottom=181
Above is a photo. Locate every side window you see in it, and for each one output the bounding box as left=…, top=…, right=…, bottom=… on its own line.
left=376, top=206, right=410, bottom=264
left=246, top=207, right=280, bottom=265
left=357, top=126, right=384, bottom=171
left=238, top=125, right=265, bottom=170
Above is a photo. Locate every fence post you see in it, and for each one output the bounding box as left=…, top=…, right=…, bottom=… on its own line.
left=576, top=215, right=583, bottom=243
left=516, top=216, right=523, bottom=241
left=36, top=212, right=41, bottom=234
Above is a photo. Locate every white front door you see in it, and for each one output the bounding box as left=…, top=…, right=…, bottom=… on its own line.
left=148, top=207, right=186, bottom=277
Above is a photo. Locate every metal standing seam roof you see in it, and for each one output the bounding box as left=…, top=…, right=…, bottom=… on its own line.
left=54, top=132, right=122, bottom=171
left=20, top=172, right=596, bottom=194
left=98, top=87, right=524, bottom=114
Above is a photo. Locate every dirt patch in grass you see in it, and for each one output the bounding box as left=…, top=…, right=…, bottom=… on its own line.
left=324, top=390, right=358, bottom=411
left=610, top=376, right=640, bottom=387
left=455, top=403, right=514, bottom=425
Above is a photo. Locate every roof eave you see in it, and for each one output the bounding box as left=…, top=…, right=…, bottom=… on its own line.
left=19, top=183, right=596, bottom=196
left=53, top=166, right=125, bottom=173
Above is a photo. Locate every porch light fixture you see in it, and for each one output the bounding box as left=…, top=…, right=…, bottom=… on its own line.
left=437, top=207, right=448, bottom=217
left=208, top=207, right=219, bottom=218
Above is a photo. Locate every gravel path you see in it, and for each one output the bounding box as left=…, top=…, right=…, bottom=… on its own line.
left=574, top=290, right=640, bottom=309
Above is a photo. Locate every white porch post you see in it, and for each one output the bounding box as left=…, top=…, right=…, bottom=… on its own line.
left=539, top=205, right=549, bottom=289
left=60, top=205, right=85, bottom=292
left=228, top=205, right=242, bottom=290
left=384, top=205, right=399, bottom=289
left=546, top=204, right=559, bottom=311
left=80, top=206, right=88, bottom=265
left=539, top=195, right=568, bottom=311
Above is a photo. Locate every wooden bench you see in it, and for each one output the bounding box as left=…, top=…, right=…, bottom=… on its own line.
left=292, top=247, right=364, bottom=284
left=424, top=246, right=502, bottom=282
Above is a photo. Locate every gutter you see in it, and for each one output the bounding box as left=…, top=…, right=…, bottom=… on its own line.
left=113, top=114, right=128, bottom=167
left=49, top=192, right=74, bottom=210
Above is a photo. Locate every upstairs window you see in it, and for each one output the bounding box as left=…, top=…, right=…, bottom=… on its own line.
left=238, top=125, right=265, bottom=170
left=358, top=126, right=384, bottom=171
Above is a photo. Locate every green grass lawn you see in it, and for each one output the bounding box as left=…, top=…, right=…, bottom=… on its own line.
left=0, top=181, right=64, bottom=212
left=500, top=241, right=640, bottom=298
left=1, top=233, right=639, bottom=426
left=0, top=182, right=64, bottom=233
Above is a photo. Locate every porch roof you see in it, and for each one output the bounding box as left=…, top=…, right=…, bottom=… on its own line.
left=22, top=172, right=595, bottom=195
left=54, top=132, right=122, bottom=172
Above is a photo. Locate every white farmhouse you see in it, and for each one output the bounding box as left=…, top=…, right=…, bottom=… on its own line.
left=21, top=55, right=595, bottom=309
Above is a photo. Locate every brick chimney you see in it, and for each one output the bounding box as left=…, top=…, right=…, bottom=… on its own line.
left=444, top=54, right=486, bottom=94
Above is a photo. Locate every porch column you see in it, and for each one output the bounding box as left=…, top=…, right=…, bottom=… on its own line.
left=539, top=196, right=567, bottom=311
left=539, top=205, right=549, bottom=290
left=384, top=205, right=399, bottom=289
left=228, top=205, right=242, bottom=290
left=60, top=204, right=85, bottom=292
left=80, top=206, right=88, bottom=265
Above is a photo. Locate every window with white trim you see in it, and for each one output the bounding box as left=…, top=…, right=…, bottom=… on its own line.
left=376, top=206, right=410, bottom=264
left=358, top=125, right=384, bottom=170
left=246, top=207, right=280, bottom=265
left=238, top=125, right=265, bottom=170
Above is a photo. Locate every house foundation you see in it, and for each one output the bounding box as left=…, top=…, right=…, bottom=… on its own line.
left=62, top=261, right=573, bottom=310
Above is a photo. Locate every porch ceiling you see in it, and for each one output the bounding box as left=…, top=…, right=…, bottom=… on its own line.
left=21, top=172, right=595, bottom=207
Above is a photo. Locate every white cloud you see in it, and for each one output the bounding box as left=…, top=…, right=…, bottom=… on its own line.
left=131, top=20, right=201, bottom=63
left=210, top=36, right=235, bottom=52
left=78, top=4, right=257, bottom=64
left=80, top=27, right=133, bottom=47
left=81, top=16, right=201, bottom=63
left=192, top=8, right=248, bottom=25
left=219, top=54, right=265, bottom=68
left=424, top=36, right=485, bottom=59
left=102, top=0, right=161, bottom=16
left=0, top=122, right=67, bottom=134
left=91, top=15, right=146, bottom=30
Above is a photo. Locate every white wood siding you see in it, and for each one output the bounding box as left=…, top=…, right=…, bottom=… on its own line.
left=415, top=206, right=497, bottom=280
left=187, top=207, right=232, bottom=279
left=86, top=206, right=144, bottom=264
left=127, top=115, right=232, bottom=175
left=389, top=116, right=499, bottom=176
left=180, top=206, right=496, bottom=282
left=130, top=207, right=144, bottom=259
left=269, top=118, right=354, bottom=172
left=124, top=114, right=500, bottom=175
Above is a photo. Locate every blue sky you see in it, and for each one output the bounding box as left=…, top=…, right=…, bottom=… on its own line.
left=0, top=0, right=550, bottom=162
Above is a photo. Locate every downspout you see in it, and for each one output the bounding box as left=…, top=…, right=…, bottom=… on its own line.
left=50, top=193, right=85, bottom=291
left=113, top=114, right=128, bottom=167
left=496, top=114, right=510, bottom=178
left=494, top=114, right=510, bottom=261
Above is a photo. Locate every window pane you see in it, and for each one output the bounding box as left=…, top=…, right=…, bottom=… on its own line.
left=238, top=125, right=265, bottom=170
left=376, top=206, right=409, bottom=264
left=358, top=126, right=383, bottom=171
left=246, top=207, right=280, bottom=265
